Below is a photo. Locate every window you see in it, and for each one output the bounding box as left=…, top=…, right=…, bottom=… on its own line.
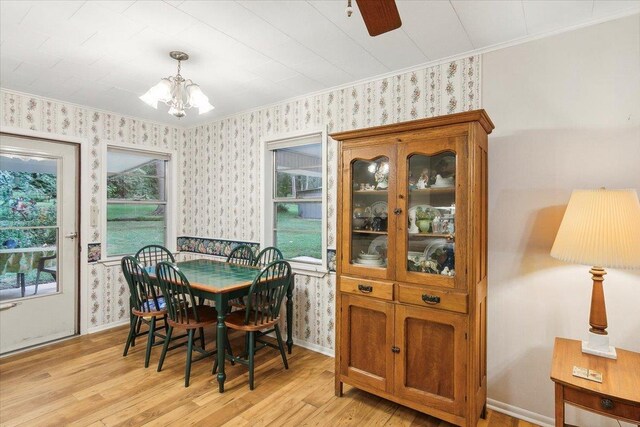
left=264, top=132, right=326, bottom=268
left=106, top=148, right=170, bottom=257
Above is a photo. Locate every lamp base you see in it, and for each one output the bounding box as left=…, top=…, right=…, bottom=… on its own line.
left=582, top=332, right=617, bottom=359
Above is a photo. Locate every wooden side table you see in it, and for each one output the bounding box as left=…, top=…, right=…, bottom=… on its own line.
left=550, top=337, right=640, bottom=426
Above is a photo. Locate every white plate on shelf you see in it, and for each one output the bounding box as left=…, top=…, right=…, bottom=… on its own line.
left=370, top=201, right=388, bottom=217
left=423, top=238, right=452, bottom=260
left=354, top=258, right=384, bottom=266
left=367, top=235, right=387, bottom=257
left=358, top=253, right=381, bottom=260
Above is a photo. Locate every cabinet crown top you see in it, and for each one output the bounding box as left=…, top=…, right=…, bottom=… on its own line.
left=330, top=109, right=494, bottom=141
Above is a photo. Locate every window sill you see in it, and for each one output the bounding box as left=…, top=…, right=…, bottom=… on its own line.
left=287, top=260, right=328, bottom=278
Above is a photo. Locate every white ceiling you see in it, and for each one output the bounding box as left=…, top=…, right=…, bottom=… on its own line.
left=1, top=0, right=638, bottom=126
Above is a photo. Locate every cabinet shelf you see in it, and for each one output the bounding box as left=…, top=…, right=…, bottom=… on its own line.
left=409, top=187, right=455, bottom=194
left=353, top=190, right=388, bottom=195
left=352, top=230, right=388, bottom=235
left=408, top=232, right=454, bottom=239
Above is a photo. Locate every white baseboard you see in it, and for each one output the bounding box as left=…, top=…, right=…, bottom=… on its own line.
left=87, top=319, right=129, bottom=334
left=487, top=398, right=554, bottom=427
left=291, top=338, right=335, bottom=357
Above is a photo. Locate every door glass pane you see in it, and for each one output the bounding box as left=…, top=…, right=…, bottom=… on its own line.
left=407, top=152, right=456, bottom=276
left=351, top=157, right=389, bottom=267
left=0, top=153, right=59, bottom=300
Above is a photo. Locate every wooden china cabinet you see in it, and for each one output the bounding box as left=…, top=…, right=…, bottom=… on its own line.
left=331, top=110, right=494, bottom=427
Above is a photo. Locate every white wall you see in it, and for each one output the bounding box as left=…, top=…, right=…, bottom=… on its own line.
left=483, top=15, right=640, bottom=427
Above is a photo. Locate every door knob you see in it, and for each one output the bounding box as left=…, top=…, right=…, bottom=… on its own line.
left=65, top=232, right=78, bottom=239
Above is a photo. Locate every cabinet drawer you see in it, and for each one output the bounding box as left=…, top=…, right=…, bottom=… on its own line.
left=564, top=387, right=640, bottom=422
left=340, top=277, right=393, bottom=301
left=398, top=285, right=467, bottom=314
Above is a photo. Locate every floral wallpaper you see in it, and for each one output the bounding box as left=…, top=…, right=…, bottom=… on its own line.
left=185, top=55, right=481, bottom=353
left=0, top=55, right=480, bottom=347
left=0, top=89, right=185, bottom=330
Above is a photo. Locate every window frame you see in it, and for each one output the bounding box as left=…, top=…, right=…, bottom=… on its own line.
left=102, top=142, right=176, bottom=261
left=262, top=129, right=327, bottom=273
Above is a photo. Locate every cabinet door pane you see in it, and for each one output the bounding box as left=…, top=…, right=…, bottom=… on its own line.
left=351, top=157, right=389, bottom=266
left=406, top=152, right=456, bottom=277
left=341, top=146, right=396, bottom=280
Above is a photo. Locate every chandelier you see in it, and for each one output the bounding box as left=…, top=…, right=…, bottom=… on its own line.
left=139, top=51, right=214, bottom=118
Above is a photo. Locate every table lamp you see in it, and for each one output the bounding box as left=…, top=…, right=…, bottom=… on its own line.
left=550, top=188, right=640, bottom=359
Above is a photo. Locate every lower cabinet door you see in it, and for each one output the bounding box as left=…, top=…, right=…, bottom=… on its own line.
left=340, top=293, right=395, bottom=393
left=394, top=304, right=468, bottom=416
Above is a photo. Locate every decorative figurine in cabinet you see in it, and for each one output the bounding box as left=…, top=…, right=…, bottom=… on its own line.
left=332, top=110, right=493, bottom=427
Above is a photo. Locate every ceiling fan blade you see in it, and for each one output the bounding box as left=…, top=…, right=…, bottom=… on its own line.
left=355, top=0, right=402, bottom=37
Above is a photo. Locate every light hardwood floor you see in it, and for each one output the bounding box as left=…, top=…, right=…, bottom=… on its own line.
left=0, top=326, right=539, bottom=427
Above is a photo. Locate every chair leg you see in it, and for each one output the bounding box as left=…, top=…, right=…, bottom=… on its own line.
left=34, top=270, right=41, bottom=295
left=123, top=315, right=137, bottom=357
left=185, top=329, right=194, bottom=388
left=144, top=317, right=156, bottom=368
left=248, top=331, right=255, bottom=390
left=275, top=324, right=289, bottom=369
left=157, top=326, right=173, bottom=372
left=132, top=317, right=142, bottom=348
left=199, top=327, right=205, bottom=350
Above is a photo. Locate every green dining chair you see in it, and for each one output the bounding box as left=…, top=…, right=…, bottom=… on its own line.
left=121, top=256, right=168, bottom=368
left=223, top=260, right=292, bottom=390
left=155, top=261, right=234, bottom=387
left=227, top=244, right=256, bottom=308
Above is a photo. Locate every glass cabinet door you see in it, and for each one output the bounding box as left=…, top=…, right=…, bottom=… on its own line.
left=397, top=137, right=467, bottom=288
left=341, top=146, right=396, bottom=280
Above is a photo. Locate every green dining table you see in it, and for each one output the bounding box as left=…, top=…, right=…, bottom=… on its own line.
left=147, top=258, right=294, bottom=393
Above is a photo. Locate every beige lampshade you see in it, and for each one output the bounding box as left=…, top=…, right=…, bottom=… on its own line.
left=550, top=188, right=640, bottom=269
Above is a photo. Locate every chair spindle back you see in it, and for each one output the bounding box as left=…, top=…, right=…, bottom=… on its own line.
left=226, top=244, right=255, bottom=266
left=155, top=261, right=200, bottom=324
left=135, top=244, right=175, bottom=268
left=244, top=260, right=292, bottom=326
left=253, top=246, right=283, bottom=267
left=121, top=256, right=162, bottom=312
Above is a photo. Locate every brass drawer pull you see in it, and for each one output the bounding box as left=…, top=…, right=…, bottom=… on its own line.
left=358, top=284, right=373, bottom=293
left=422, top=294, right=441, bottom=304
left=600, top=398, right=614, bottom=410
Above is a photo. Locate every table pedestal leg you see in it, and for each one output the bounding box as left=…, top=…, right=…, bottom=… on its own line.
left=286, top=274, right=294, bottom=354
left=216, top=294, right=228, bottom=393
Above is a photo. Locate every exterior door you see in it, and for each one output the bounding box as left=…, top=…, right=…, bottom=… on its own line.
left=394, top=304, right=468, bottom=416
left=340, top=144, right=396, bottom=280
left=0, top=135, right=79, bottom=354
left=396, top=136, right=468, bottom=290
left=339, top=294, right=394, bottom=393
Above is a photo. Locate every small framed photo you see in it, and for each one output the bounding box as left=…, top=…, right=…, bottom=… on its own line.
left=87, top=243, right=101, bottom=263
